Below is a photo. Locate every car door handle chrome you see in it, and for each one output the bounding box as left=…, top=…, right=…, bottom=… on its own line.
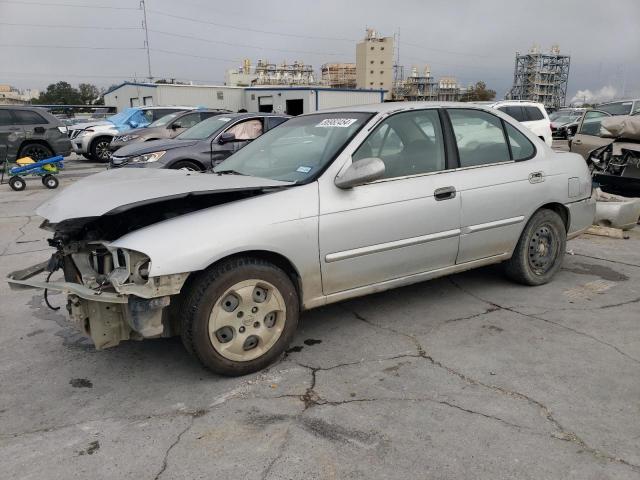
left=434, top=186, right=456, bottom=201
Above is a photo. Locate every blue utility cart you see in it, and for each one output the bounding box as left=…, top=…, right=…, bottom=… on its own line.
left=1, top=155, right=64, bottom=191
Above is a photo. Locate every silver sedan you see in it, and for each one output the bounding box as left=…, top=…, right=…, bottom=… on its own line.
left=9, top=103, right=595, bottom=376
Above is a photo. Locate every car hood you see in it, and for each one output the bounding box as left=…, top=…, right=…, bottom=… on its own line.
left=113, top=139, right=198, bottom=157
left=68, top=120, right=113, bottom=130
left=37, top=168, right=293, bottom=223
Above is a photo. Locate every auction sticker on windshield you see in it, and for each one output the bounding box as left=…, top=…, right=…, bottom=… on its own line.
left=316, top=118, right=358, bottom=128
left=218, top=117, right=232, bottom=122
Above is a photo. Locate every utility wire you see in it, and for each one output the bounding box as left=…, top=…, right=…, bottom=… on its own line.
left=0, top=0, right=140, bottom=9
left=0, top=21, right=142, bottom=30
left=0, top=43, right=145, bottom=50
left=148, top=9, right=356, bottom=42
left=149, top=29, right=349, bottom=57
left=151, top=48, right=238, bottom=63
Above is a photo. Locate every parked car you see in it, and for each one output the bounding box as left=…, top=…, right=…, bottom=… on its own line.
left=0, top=106, right=71, bottom=162
left=109, top=112, right=289, bottom=171
left=596, top=99, right=640, bottom=116
left=549, top=109, right=585, bottom=139
left=478, top=101, right=553, bottom=146
left=68, top=106, right=190, bottom=162
left=109, top=109, right=231, bottom=153
left=8, top=103, right=595, bottom=376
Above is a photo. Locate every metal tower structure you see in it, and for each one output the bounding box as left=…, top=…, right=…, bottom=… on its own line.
left=507, top=45, right=570, bottom=109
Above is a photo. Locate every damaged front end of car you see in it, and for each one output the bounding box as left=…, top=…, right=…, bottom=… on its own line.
left=8, top=234, right=189, bottom=349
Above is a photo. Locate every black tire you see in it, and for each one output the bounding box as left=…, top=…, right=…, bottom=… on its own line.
left=18, top=143, right=53, bottom=161
left=9, top=176, right=26, bottom=191
left=82, top=153, right=95, bottom=161
left=42, top=174, right=59, bottom=189
left=170, top=160, right=203, bottom=171
left=90, top=136, right=113, bottom=163
left=180, top=256, right=299, bottom=376
left=504, top=209, right=566, bottom=286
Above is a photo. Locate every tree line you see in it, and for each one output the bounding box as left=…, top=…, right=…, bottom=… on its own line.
left=31, top=81, right=110, bottom=105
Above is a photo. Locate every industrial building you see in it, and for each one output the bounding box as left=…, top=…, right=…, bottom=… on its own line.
left=392, top=67, right=464, bottom=102
left=356, top=29, right=394, bottom=99
left=321, top=63, right=357, bottom=89
left=225, top=59, right=315, bottom=87
left=507, top=45, right=570, bottom=109
left=103, top=82, right=384, bottom=116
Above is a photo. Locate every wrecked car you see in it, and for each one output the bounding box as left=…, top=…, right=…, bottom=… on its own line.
left=588, top=114, right=640, bottom=197
left=8, top=104, right=595, bottom=376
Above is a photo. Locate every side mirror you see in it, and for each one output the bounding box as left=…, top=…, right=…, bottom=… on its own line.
left=170, top=123, right=181, bottom=130
left=335, top=157, right=385, bottom=189
left=218, top=132, right=236, bottom=144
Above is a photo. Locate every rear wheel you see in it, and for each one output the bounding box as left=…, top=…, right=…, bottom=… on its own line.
left=504, top=209, right=566, bottom=286
left=90, top=137, right=112, bottom=163
left=42, top=174, right=59, bottom=189
left=18, top=143, right=53, bottom=161
left=180, top=257, right=299, bottom=376
left=9, top=176, right=26, bottom=191
left=170, top=160, right=203, bottom=171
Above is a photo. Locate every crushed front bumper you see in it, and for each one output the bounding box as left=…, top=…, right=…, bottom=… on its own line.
left=8, top=260, right=188, bottom=349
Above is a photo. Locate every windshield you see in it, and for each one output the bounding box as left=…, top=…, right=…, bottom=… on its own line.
left=552, top=115, right=580, bottom=124
left=598, top=102, right=633, bottom=116
left=107, top=108, right=136, bottom=125
left=213, top=112, right=373, bottom=182
left=177, top=115, right=235, bottom=140
left=149, top=112, right=180, bottom=127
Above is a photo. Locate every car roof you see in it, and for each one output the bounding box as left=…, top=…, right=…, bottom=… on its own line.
left=309, top=101, right=522, bottom=115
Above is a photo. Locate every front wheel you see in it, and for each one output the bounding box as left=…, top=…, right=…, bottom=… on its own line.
left=42, top=174, right=59, bottom=189
left=90, top=137, right=113, bottom=163
left=180, top=257, right=299, bottom=376
left=504, top=209, right=566, bottom=286
left=170, top=160, right=203, bottom=172
left=9, top=176, right=26, bottom=191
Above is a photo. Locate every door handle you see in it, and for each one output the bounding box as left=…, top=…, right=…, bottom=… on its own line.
left=434, top=186, right=456, bottom=201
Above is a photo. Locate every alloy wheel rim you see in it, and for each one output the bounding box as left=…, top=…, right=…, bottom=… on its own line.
left=528, top=223, right=559, bottom=275
left=96, top=141, right=111, bottom=161
left=208, top=279, right=286, bottom=362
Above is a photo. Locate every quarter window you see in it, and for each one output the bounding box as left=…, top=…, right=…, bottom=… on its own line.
left=504, top=122, right=535, bottom=160
left=0, top=109, right=13, bottom=125
left=353, top=109, right=445, bottom=179
left=498, top=106, right=526, bottom=122
left=524, top=106, right=545, bottom=121
left=448, top=109, right=511, bottom=167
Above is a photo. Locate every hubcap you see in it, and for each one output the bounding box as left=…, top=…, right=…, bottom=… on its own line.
left=528, top=224, right=559, bottom=275
left=208, top=279, right=286, bottom=362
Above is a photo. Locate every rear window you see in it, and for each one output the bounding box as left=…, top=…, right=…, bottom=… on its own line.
left=13, top=110, right=48, bottom=125
left=598, top=102, right=633, bottom=116
left=524, top=106, right=545, bottom=121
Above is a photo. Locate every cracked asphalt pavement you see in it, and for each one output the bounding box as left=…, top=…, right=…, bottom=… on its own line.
left=1, top=155, right=639, bottom=479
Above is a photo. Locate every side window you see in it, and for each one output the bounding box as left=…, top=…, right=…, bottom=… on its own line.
left=504, top=122, right=535, bottom=160
left=174, top=113, right=201, bottom=129
left=448, top=109, right=511, bottom=167
left=226, top=119, right=263, bottom=140
left=525, top=106, right=545, bottom=121
left=13, top=110, right=47, bottom=125
left=151, top=109, right=178, bottom=121
left=268, top=117, right=288, bottom=129
left=0, top=110, right=13, bottom=126
left=353, top=109, right=445, bottom=179
left=632, top=102, right=640, bottom=115
left=579, top=111, right=608, bottom=136
left=498, top=106, right=526, bottom=122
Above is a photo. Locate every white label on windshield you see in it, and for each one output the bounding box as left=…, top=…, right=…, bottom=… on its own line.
left=296, top=166, right=312, bottom=173
left=218, top=117, right=232, bottom=122
left=316, top=118, right=358, bottom=128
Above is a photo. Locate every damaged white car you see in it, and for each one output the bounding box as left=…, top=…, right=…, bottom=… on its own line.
left=8, top=104, right=595, bottom=376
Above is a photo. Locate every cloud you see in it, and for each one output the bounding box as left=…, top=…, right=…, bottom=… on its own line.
left=571, top=85, right=617, bottom=105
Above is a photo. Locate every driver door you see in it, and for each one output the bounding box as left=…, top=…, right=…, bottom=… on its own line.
left=211, top=118, right=264, bottom=167
left=318, top=109, right=461, bottom=295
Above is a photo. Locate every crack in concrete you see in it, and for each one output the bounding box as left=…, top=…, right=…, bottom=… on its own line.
left=260, top=425, right=291, bottom=480
left=572, top=253, right=640, bottom=269
left=449, top=279, right=640, bottom=366
left=0, top=216, right=32, bottom=256
left=153, top=412, right=201, bottom=480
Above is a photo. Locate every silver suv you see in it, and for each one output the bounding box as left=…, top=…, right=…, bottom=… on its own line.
left=67, top=106, right=189, bottom=162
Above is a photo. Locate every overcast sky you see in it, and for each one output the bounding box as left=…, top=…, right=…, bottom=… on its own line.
left=1, top=0, right=639, bottom=103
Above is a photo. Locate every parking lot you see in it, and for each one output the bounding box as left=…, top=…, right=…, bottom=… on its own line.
left=0, top=148, right=638, bottom=479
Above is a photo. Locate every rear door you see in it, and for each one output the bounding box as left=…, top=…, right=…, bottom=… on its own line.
left=570, top=110, right=612, bottom=159
left=445, top=108, right=539, bottom=264
left=0, top=109, right=22, bottom=162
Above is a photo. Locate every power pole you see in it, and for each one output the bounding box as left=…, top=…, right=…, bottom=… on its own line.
left=140, top=0, right=153, bottom=82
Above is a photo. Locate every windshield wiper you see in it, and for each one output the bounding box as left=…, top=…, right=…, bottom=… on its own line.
left=215, top=169, right=245, bottom=176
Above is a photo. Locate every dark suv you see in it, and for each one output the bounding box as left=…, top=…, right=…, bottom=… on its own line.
left=0, top=106, right=72, bottom=162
